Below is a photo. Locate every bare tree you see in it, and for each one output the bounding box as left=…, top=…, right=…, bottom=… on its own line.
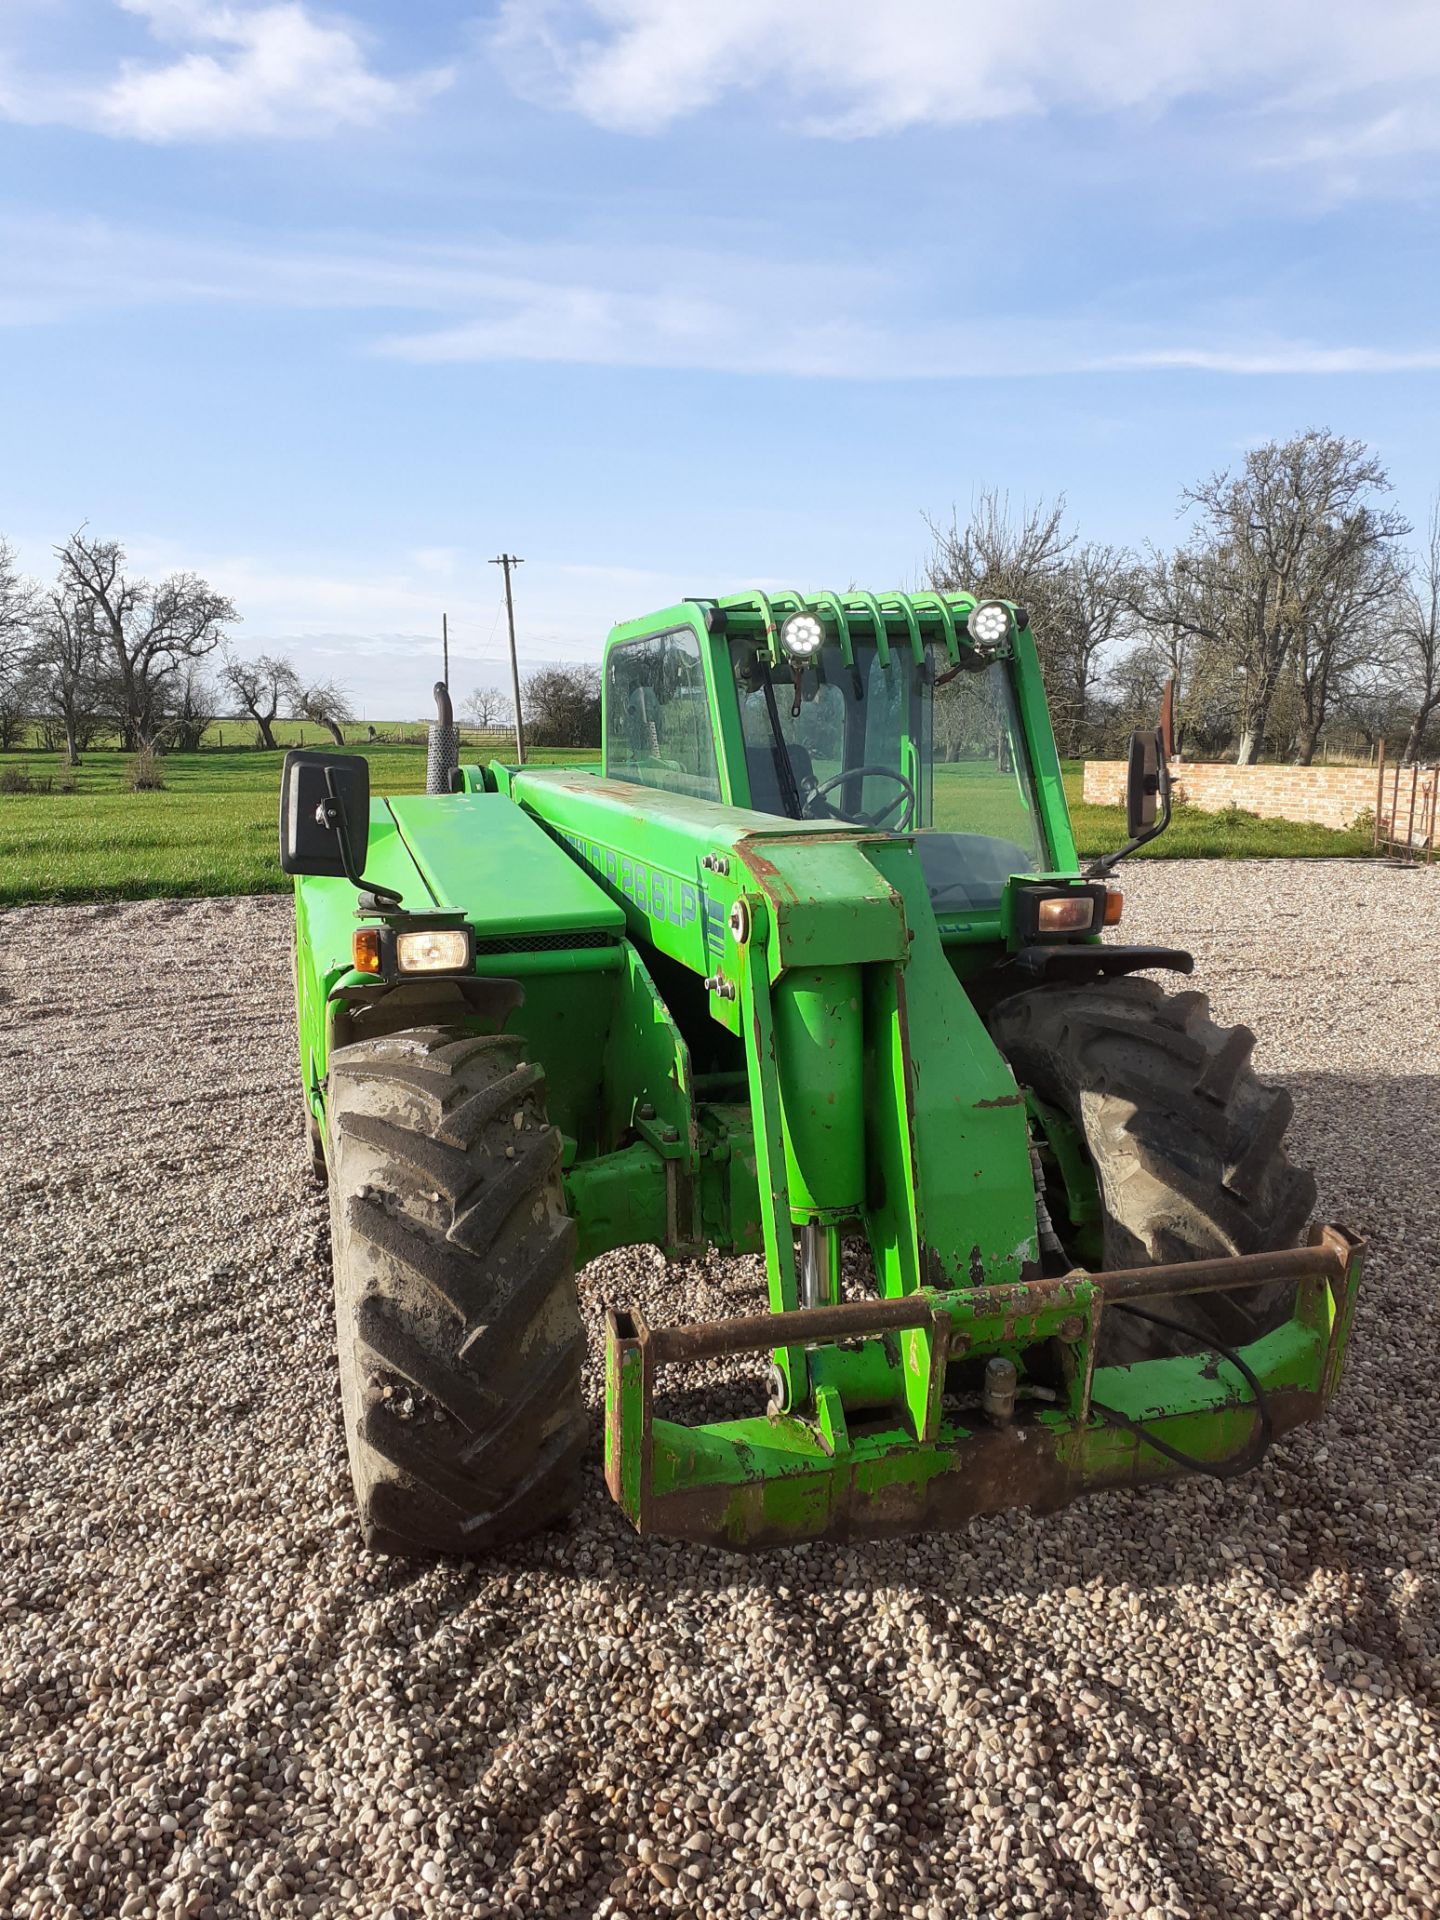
left=1049, top=542, right=1136, bottom=752
left=0, top=536, right=38, bottom=681
left=926, top=493, right=1131, bottom=753
left=162, top=663, right=219, bottom=752
left=1290, top=527, right=1403, bottom=763
left=1124, top=550, right=1220, bottom=750
left=221, top=649, right=302, bottom=750
left=57, top=531, right=237, bottom=749
left=1175, top=433, right=1408, bottom=763
left=523, top=665, right=601, bottom=748
left=0, top=537, right=40, bottom=748
left=298, top=678, right=353, bottom=746
left=1397, top=498, right=1440, bottom=764
left=461, top=683, right=511, bottom=731
left=0, top=665, right=33, bottom=751
left=29, top=582, right=103, bottom=764
left=926, top=490, right=1075, bottom=619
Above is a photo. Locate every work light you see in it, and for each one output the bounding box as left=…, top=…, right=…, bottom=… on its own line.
left=967, top=601, right=1013, bottom=648
left=780, top=611, right=824, bottom=659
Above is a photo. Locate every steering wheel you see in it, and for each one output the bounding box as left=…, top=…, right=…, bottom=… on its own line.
left=804, top=764, right=916, bottom=830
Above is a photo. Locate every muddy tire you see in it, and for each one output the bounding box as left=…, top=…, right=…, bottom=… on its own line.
left=988, top=975, right=1316, bottom=1364
left=324, top=1025, right=586, bottom=1554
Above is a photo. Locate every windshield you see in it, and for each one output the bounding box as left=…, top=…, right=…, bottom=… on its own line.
left=735, top=642, right=1047, bottom=911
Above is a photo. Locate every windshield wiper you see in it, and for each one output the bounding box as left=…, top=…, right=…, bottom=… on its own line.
left=759, top=664, right=805, bottom=819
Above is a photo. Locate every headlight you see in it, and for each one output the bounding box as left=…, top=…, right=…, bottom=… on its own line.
left=396, top=928, right=472, bottom=973
left=780, top=611, right=824, bottom=659
left=1036, top=895, right=1096, bottom=934
left=967, top=601, right=1013, bottom=648
left=352, top=923, right=474, bottom=978
left=1011, top=883, right=1109, bottom=941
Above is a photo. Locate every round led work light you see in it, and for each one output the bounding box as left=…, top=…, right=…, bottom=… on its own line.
left=780, top=611, right=825, bottom=659
left=967, top=601, right=1013, bottom=648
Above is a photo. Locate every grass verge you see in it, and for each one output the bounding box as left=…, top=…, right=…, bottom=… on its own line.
left=0, top=746, right=1373, bottom=908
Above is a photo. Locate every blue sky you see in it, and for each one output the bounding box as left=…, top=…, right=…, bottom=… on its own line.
left=3, top=0, right=1439, bottom=716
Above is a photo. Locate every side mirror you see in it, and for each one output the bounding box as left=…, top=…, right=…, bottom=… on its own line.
left=279, top=750, right=370, bottom=878
left=1125, top=728, right=1165, bottom=838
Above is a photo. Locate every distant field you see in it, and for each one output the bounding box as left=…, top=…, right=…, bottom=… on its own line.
left=9, top=717, right=511, bottom=752
left=0, top=743, right=598, bottom=906
left=0, top=744, right=1373, bottom=908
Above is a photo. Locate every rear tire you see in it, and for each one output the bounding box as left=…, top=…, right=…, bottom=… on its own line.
left=325, top=1025, right=586, bottom=1554
left=988, top=975, right=1316, bottom=1364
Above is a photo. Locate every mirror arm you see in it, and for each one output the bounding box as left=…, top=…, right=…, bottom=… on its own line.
left=1084, top=758, right=1172, bottom=879
left=320, top=770, right=405, bottom=911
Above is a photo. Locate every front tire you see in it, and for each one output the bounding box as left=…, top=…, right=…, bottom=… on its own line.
left=988, top=976, right=1316, bottom=1364
left=325, top=1026, right=586, bottom=1554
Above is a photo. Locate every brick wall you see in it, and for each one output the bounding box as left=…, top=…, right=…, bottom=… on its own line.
left=1082, top=759, right=1377, bottom=831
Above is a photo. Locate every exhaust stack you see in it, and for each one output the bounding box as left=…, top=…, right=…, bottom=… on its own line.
left=426, top=681, right=460, bottom=795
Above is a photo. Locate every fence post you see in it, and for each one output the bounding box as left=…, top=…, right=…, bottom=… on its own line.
left=1391, top=759, right=1401, bottom=851
left=1373, top=739, right=1385, bottom=850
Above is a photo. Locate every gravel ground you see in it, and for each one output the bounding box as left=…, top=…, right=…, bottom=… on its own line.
left=2, top=861, right=1437, bottom=1920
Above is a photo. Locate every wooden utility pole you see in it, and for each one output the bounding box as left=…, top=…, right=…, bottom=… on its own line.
left=442, top=612, right=449, bottom=692
left=490, top=553, right=526, bottom=763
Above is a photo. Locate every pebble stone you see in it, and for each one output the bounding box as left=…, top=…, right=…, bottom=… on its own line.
left=0, top=861, right=1436, bottom=1920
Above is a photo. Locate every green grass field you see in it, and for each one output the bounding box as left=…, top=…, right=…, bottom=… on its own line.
left=0, top=744, right=1373, bottom=908
left=0, top=743, right=598, bottom=906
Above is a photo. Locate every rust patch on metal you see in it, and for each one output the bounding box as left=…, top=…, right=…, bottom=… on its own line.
left=636, top=1386, right=1328, bottom=1550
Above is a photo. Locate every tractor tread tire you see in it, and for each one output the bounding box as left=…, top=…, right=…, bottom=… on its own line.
left=325, top=1024, right=586, bottom=1554
left=988, top=975, right=1316, bottom=1363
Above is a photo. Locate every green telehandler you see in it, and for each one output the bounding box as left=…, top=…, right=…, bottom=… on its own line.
left=281, top=589, right=1362, bottom=1554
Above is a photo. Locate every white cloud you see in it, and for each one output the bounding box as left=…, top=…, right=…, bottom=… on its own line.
left=1102, top=345, right=1440, bottom=375
left=3, top=214, right=1438, bottom=382
left=491, top=0, right=1440, bottom=160
left=0, top=0, right=449, bottom=142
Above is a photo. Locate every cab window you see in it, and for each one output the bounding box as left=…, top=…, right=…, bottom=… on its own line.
left=605, top=627, right=721, bottom=802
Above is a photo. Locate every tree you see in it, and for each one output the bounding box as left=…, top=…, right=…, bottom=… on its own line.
left=926, top=492, right=1132, bottom=753
left=221, top=649, right=302, bottom=749
left=523, top=664, right=601, bottom=748
left=298, top=677, right=353, bottom=746
left=0, top=663, right=34, bottom=751
left=461, top=683, right=512, bottom=731
left=0, top=536, right=37, bottom=682
left=1397, top=498, right=1440, bottom=764
left=1123, top=549, right=1228, bottom=753
left=0, top=537, right=39, bottom=750
left=162, top=663, right=219, bottom=752
left=29, top=581, right=103, bottom=764
left=1048, top=542, right=1136, bottom=754
left=1289, top=526, right=1402, bottom=763
left=927, top=490, right=1074, bottom=626
left=57, top=530, right=237, bottom=749
left=1173, top=433, right=1408, bottom=763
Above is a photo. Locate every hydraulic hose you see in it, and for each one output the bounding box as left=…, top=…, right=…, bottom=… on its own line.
left=1090, top=1301, right=1274, bottom=1481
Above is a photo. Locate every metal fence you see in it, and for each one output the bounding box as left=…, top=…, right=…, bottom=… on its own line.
left=1373, top=742, right=1438, bottom=861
